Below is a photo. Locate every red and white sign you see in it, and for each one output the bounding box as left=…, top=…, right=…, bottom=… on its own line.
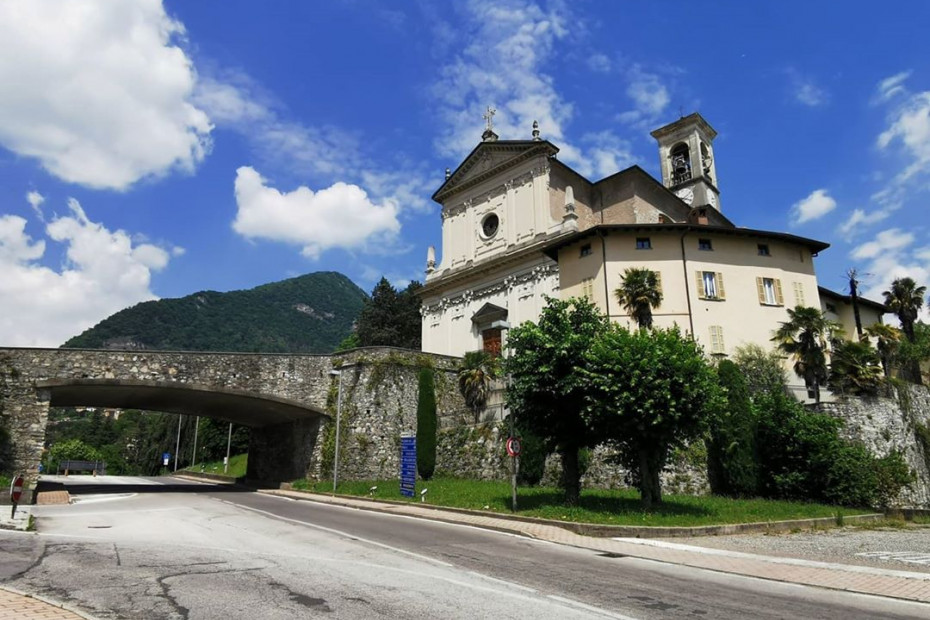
left=505, top=437, right=522, bottom=457
left=10, top=475, right=24, bottom=503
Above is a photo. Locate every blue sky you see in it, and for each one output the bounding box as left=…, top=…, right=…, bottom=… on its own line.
left=1, top=1, right=929, bottom=346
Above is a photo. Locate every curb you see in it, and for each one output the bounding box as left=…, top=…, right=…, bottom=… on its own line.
left=261, top=488, right=885, bottom=538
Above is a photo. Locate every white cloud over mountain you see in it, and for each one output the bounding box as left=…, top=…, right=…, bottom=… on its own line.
left=0, top=197, right=175, bottom=347
left=0, top=0, right=212, bottom=190
left=232, top=166, right=401, bottom=259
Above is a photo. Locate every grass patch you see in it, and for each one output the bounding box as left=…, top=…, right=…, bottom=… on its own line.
left=0, top=475, right=10, bottom=490
left=182, top=453, right=248, bottom=478
left=292, top=477, right=873, bottom=527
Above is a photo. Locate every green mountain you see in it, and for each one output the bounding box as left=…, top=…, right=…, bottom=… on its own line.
left=63, top=272, right=367, bottom=354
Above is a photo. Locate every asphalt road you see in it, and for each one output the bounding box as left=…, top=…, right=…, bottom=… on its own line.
left=2, top=476, right=928, bottom=619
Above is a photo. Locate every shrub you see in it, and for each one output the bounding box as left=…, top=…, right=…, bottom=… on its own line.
left=512, top=417, right=546, bottom=486
left=706, top=360, right=759, bottom=497
left=416, top=368, right=437, bottom=481
left=754, top=391, right=912, bottom=507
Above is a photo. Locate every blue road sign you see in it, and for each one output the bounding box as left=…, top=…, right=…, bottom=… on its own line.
left=400, top=435, right=416, bottom=498
left=162, top=452, right=171, bottom=466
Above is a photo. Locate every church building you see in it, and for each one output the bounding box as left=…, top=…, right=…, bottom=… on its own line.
left=419, top=112, right=881, bottom=394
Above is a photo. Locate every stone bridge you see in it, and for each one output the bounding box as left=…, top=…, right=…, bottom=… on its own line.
left=0, top=347, right=463, bottom=496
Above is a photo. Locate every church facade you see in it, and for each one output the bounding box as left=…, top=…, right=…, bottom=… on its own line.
left=419, top=113, right=881, bottom=395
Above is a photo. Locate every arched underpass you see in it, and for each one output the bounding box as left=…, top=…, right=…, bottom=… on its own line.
left=37, top=378, right=331, bottom=488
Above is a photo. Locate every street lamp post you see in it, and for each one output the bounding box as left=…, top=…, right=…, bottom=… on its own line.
left=329, top=369, right=344, bottom=494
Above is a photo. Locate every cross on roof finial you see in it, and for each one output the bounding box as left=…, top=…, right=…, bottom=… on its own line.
left=483, top=105, right=496, bottom=132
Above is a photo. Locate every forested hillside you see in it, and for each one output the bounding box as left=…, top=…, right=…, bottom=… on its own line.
left=63, top=272, right=367, bottom=353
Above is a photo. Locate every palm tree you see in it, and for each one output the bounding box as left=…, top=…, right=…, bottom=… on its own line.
left=457, top=350, right=500, bottom=423
left=828, top=339, right=884, bottom=396
left=883, top=277, right=927, bottom=384
left=863, top=323, right=902, bottom=378
left=615, top=267, right=663, bottom=329
left=772, top=306, right=843, bottom=403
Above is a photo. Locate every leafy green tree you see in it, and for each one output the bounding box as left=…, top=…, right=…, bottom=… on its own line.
left=457, top=351, right=500, bottom=423
left=772, top=306, right=842, bottom=403
left=47, top=439, right=102, bottom=473
left=828, top=339, right=884, bottom=396
left=614, top=267, right=663, bottom=329
left=883, top=277, right=927, bottom=384
left=584, top=325, right=720, bottom=509
left=416, top=368, right=437, bottom=480
left=706, top=360, right=759, bottom=497
left=864, top=323, right=902, bottom=378
left=356, top=278, right=423, bottom=349
left=733, top=344, right=788, bottom=397
left=614, top=267, right=662, bottom=329
left=335, top=332, right=360, bottom=352
left=504, top=297, right=608, bottom=505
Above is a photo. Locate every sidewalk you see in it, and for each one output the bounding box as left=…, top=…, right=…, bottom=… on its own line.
left=0, top=586, right=89, bottom=620
left=260, top=488, right=930, bottom=605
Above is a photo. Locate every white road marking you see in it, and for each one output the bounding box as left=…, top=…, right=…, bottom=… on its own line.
left=856, top=551, right=930, bottom=566
left=71, top=493, right=137, bottom=504
left=547, top=595, right=640, bottom=619
left=613, top=537, right=930, bottom=580
left=223, top=500, right=457, bottom=568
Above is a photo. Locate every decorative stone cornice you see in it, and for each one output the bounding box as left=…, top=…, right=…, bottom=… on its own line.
left=421, top=263, right=559, bottom=316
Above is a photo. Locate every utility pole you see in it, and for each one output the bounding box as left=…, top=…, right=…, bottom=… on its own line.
left=225, top=422, right=233, bottom=474
left=173, top=414, right=182, bottom=471
left=848, top=268, right=863, bottom=339
left=191, top=416, right=199, bottom=467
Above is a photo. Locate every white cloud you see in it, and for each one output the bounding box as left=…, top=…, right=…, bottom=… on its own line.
left=232, top=166, right=401, bottom=259
left=790, top=189, right=837, bottom=224
left=874, top=70, right=912, bottom=104
left=851, top=228, right=930, bottom=321
left=0, top=0, right=212, bottom=190
left=850, top=228, right=914, bottom=260
left=837, top=207, right=892, bottom=241
left=26, top=191, right=45, bottom=220
left=587, top=53, right=611, bottom=73
left=865, top=72, right=930, bottom=227
left=877, top=91, right=930, bottom=183
left=431, top=0, right=635, bottom=180
left=786, top=69, right=828, bottom=107
left=0, top=199, right=175, bottom=347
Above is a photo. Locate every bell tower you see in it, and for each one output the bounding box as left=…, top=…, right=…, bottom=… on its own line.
left=650, top=113, right=720, bottom=211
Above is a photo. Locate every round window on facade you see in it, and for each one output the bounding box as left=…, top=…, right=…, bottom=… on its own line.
left=481, top=213, right=500, bottom=238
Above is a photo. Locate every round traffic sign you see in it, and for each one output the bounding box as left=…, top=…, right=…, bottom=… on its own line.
left=505, top=437, right=522, bottom=457
left=10, top=475, right=24, bottom=503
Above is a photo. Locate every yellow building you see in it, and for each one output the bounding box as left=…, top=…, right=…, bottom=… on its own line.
left=420, top=113, right=884, bottom=399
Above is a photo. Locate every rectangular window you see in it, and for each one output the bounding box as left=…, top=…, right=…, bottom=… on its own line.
left=636, top=237, right=651, bottom=250
left=758, top=244, right=770, bottom=256
left=696, top=271, right=725, bottom=300
left=698, top=238, right=713, bottom=251
left=709, top=325, right=725, bottom=354
left=756, top=277, right=784, bottom=305
left=793, top=282, right=805, bottom=306
left=580, top=243, right=592, bottom=257
left=826, top=303, right=837, bottom=313
left=581, top=277, right=595, bottom=301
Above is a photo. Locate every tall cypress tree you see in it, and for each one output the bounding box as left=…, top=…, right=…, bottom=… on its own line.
left=416, top=368, right=437, bottom=480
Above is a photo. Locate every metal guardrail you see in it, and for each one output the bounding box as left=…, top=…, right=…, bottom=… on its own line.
left=57, top=460, right=106, bottom=475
